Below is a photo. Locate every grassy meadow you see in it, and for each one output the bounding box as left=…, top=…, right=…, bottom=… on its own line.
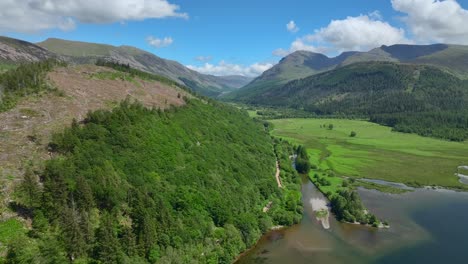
left=270, top=118, right=468, bottom=190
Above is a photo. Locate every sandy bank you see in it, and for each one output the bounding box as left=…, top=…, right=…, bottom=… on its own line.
left=310, top=198, right=330, bottom=229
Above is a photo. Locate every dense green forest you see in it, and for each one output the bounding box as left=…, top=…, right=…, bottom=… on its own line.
left=234, top=62, right=468, bottom=141
left=7, top=98, right=301, bottom=263
left=0, top=59, right=64, bottom=111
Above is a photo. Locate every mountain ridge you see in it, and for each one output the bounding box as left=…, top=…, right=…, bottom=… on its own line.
left=0, top=36, right=249, bottom=97
left=37, top=37, right=251, bottom=96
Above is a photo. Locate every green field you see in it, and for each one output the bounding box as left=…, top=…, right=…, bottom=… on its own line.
left=270, top=118, right=468, bottom=190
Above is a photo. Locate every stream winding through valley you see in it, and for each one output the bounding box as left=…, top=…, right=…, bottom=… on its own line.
left=236, top=175, right=468, bottom=263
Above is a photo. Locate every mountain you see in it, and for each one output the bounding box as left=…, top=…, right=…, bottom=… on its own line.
left=342, top=44, right=468, bottom=78
left=226, top=50, right=357, bottom=100
left=0, top=60, right=302, bottom=262
left=215, top=75, right=253, bottom=89
left=243, top=61, right=468, bottom=141
left=229, top=43, right=468, bottom=101
left=35, top=38, right=245, bottom=96
left=0, top=36, right=57, bottom=64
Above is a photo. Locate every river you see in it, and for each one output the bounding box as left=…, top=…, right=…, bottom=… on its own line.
left=236, top=175, right=468, bottom=263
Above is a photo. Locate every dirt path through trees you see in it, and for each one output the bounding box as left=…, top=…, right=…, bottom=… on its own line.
left=276, top=160, right=283, bottom=188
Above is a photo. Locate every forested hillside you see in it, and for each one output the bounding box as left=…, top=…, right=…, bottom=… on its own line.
left=6, top=98, right=301, bottom=263
left=236, top=62, right=468, bottom=141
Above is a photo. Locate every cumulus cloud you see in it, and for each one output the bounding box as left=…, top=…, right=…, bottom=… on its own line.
left=273, top=12, right=410, bottom=56
left=195, top=56, right=213, bottom=62
left=146, top=36, right=174, bottom=48
left=286, top=20, right=299, bottom=33
left=310, top=14, right=410, bottom=51
left=392, top=0, right=468, bottom=44
left=0, top=0, right=187, bottom=33
left=186, top=61, right=273, bottom=77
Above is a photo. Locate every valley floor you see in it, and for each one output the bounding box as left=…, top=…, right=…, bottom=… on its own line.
left=269, top=118, right=468, bottom=190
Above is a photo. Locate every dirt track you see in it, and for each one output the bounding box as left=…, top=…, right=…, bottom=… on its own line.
left=275, top=160, right=282, bottom=188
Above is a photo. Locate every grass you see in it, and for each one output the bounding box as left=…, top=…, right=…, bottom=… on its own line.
left=309, top=172, right=344, bottom=195
left=354, top=180, right=410, bottom=194
left=89, top=71, right=140, bottom=86
left=0, top=63, right=16, bottom=73
left=271, top=118, right=468, bottom=190
left=315, top=209, right=328, bottom=218
left=38, top=38, right=114, bottom=57
left=0, top=219, right=25, bottom=247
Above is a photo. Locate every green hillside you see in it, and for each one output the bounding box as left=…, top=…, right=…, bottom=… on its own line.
left=226, top=51, right=357, bottom=100
left=412, top=45, right=468, bottom=79
left=37, top=38, right=114, bottom=57
left=343, top=44, right=468, bottom=79
left=6, top=98, right=301, bottom=263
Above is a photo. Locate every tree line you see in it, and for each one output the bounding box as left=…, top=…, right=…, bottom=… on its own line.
left=0, top=59, right=65, bottom=111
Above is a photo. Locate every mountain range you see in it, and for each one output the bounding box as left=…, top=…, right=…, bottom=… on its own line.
left=228, top=43, right=468, bottom=101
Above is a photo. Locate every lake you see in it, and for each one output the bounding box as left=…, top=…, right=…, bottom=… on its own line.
left=236, top=175, right=468, bottom=263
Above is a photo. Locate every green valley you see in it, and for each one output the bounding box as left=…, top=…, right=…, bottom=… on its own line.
left=270, top=118, right=468, bottom=189
left=2, top=2, right=468, bottom=262
left=236, top=62, right=468, bottom=141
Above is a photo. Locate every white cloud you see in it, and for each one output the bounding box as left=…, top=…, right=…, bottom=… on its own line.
left=392, top=0, right=468, bottom=44
left=0, top=0, right=187, bottom=33
left=310, top=14, right=410, bottom=51
left=186, top=61, right=273, bottom=77
left=146, top=36, right=174, bottom=48
left=274, top=12, right=410, bottom=56
left=195, top=56, right=213, bottom=62
left=286, top=20, right=299, bottom=33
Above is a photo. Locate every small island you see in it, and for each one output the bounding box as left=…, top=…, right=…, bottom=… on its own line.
left=310, top=198, right=330, bottom=229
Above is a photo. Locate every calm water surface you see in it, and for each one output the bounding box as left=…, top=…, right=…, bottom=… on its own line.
left=236, top=176, right=468, bottom=264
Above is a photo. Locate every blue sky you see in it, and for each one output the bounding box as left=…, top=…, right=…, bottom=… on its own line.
left=2, top=0, right=468, bottom=76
